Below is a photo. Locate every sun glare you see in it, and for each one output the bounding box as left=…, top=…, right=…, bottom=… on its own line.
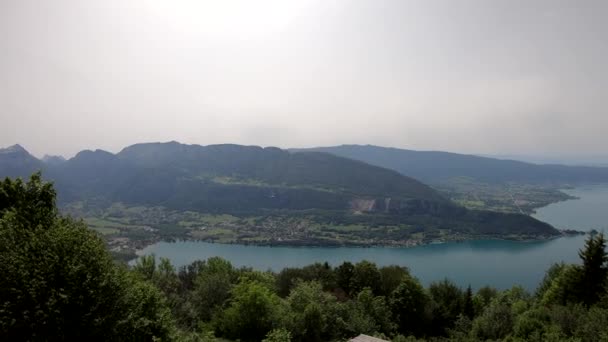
left=145, top=0, right=316, bottom=39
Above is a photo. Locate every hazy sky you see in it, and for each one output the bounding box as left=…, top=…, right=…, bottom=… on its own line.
left=1, top=0, right=607, bottom=158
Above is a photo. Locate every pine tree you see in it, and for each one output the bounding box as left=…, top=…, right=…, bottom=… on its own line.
left=463, top=285, right=475, bottom=319
left=578, top=233, right=608, bottom=305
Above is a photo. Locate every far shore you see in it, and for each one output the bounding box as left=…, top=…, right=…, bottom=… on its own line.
left=122, top=228, right=588, bottom=263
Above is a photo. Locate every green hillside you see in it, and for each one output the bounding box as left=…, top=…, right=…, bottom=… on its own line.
left=47, top=142, right=448, bottom=211
left=295, top=145, right=608, bottom=184
left=0, top=142, right=560, bottom=250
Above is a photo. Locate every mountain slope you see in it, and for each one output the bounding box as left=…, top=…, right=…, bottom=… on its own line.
left=116, top=143, right=445, bottom=200
left=0, top=142, right=560, bottom=241
left=293, top=145, right=608, bottom=184
left=26, top=142, right=447, bottom=209
left=0, top=144, right=43, bottom=178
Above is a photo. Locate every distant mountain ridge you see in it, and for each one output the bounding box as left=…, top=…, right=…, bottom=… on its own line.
left=0, top=142, right=446, bottom=209
left=292, top=145, right=608, bottom=184
left=41, top=154, right=66, bottom=165
left=0, top=142, right=559, bottom=239
left=0, top=144, right=42, bottom=178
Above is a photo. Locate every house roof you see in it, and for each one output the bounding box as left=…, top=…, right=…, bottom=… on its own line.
left=348, top=334, right=390, bottom=342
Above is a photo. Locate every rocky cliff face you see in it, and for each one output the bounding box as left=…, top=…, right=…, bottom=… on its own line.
left=350, top=197, right=463, bottom=216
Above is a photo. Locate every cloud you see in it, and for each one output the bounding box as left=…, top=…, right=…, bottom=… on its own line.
left=0, top=0, right=606, bottom=159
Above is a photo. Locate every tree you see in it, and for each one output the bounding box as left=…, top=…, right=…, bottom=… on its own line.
left=276, top=267, right=307, bottom=297
left=429, top=279, right=463, bottom=335
left=473, top=285, right=498, bottom=315
left=336, top=261, right=355, bottom=295
left=282, top=281, right=342, bottom=342
left=548, top=304, right=586, bottom=337
left=263, top=328, right=292, bottom=342
left=191, top=257, right=238, bottom=322
left=540, top=265, right=581, bottom=306
left=133, top=255, right=199, bottom=329
left=512, top=305, right=551, bottom=340
left=470, top=301, right=513, bottom=340
left=115, top=269, right=177, bottom=338
left=134, top=254, right=157, bottom=280
left=541, top=235, right=608, bottom=307
left=304, top=262, right=337, bottom=291
left=390, top=275, right=431, bottom=337
left=470, top=286, right=530, bottom=340
left=133, top=255, right=180, bottom=295
left=463, top=285, right=474, bottom=319
left=536, top=263, right=567, bottom=299
left=379, top=265, right=410, bottom=297
left=0, top=172, right=56, bottom=227
left=350, top=288, right=395, bottom=335
left=0, top=174, right=175, bottom=340
left=575, top=307, right=608, bottom=342
left=351, top=261, right=382, bottom=295
left=216, top=279, right=282, bottom=341
left=578, top=233, right=608, bottom=305
left=302, top=303, right=324, bottom=342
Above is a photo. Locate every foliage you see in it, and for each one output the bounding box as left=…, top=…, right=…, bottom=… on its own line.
left=390, top=275, right=431, bottom=337
left=429, top=279, right=464, bottom=334
left=351, top=260, right=382, bottom=295
left=215, top=278, right=282, bottom=341
left=4, top=174, right=608, bottom=341
left=578, top=233, right=608, bottom=305
left=0, top=174, right=175, bottom=340
left=470, top=301, right=514, bottom=340
left=263, top=328, right=292, bottom=342
left=282, top=280, right=341, bottom=342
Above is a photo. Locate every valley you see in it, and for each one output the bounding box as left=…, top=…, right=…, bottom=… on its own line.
left=434, top=178, right=575, bottom=214
left=1, top=142, right=597, bottom=264
left=65, top=201, right=562, bottom=262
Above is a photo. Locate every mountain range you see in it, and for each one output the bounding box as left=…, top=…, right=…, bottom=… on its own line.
left=0, top=142, right=564, bottom=240
left=293, top=145, right=608, bottom=185
left=0, top=142, right=445, bottom=210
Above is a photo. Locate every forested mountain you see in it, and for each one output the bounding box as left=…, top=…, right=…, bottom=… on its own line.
left=0, top=142, right=444, bottom=209
left=0, top=142, right=558, bottom=240
left=294, top=145, right=608, bottom=184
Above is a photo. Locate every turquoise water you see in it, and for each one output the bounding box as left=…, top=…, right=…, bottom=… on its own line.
left=136, top=186, right=608, bottom=291
left=532, top=184, right=608, bottom=231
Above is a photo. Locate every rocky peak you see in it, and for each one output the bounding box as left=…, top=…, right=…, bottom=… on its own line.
left=0, top=144, right=29, bottom=155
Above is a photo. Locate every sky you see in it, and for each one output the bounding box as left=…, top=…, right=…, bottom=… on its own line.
left=1, top=0, right=607, bottom=159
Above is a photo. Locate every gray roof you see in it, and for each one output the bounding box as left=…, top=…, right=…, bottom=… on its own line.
left=348, top=334, right=390, bottom=342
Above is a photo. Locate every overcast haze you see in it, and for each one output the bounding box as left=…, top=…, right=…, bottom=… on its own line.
left=1, top=0, right=607, bottom=159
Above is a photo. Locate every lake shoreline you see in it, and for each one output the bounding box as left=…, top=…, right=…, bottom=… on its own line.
left=121, top=184, right=607, bottom=291
left=130, top=234, right=591, bottom=291
left=117, top=184, right=604, bottom=264
left=127, top=229, right=584, bottom=263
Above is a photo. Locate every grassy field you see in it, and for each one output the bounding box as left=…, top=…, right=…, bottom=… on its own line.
left=85, top=217, right=128, bottom=228
left=90, top=226, right=120, bottom=235
left=435, top=178, right=575, bottom=214
left=62, top=193, right=561, bottom=255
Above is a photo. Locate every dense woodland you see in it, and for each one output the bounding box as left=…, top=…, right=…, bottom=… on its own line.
left=2, top=174, right=608, bottom=341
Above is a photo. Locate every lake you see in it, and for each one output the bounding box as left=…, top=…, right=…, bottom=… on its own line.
left=532, top=184, right=608, bottom=231
left=136, top=185, right=608, bottom=291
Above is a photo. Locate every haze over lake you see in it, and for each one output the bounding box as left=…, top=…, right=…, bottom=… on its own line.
left=532, top=184, right=608, bottom=231
left=136, top=185, right=608, bottom=291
